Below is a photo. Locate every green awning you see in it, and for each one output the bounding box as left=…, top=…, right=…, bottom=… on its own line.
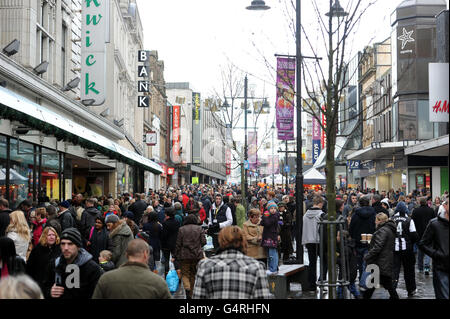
left=0, top=86, right=163, bottom=174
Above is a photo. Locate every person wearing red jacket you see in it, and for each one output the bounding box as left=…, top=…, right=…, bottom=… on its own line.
left=198, top=202, right=206, bottom=223
left=32, top=207, right=48, bottom=247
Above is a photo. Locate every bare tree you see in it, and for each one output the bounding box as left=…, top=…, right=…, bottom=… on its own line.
left=205, top=63, right=273, bottom=200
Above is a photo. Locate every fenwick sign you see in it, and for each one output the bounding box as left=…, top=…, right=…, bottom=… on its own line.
left=81, top=0, right=110, bottom=106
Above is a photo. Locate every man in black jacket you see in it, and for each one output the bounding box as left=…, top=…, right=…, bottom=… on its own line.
left=208, top=194, right=233, bottom=251
left=349, top=195, right=376, bottom=291
left=80, top=198, right=101, bottom=239
left=411, top=197, right=436, bottom=275
left=129, top=193, right=148, bottom=226
left=57, top=201, right=75, bottom=231
left=372, top=194, right=389, bottom=216
left=392, top=201, right=419, bottom=296
left=0, top=198, right=12, bottom=237
left=50, top=228, right=103, bottom=299
left=419, top=199, right=449, bottom=299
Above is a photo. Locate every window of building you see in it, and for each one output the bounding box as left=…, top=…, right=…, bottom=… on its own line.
left=62, top=23, right=67, bottom=87
left=40, top=148, right=61, bottom=201
left=417, top=100, right=434, bottom=140
left=0, top=136, right=7, bottom=199
left=9, top=138, right=34, bottom=210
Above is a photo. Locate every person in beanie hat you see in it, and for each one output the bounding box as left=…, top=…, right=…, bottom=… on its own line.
left=260, top=201, right=280, bottom=274
left=49, top=228, right=102, bottom=299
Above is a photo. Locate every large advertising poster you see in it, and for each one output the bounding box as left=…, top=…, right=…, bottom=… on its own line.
left=192, top=92, right=202, bottom=163
left=248, top=132, right=258, bottom=170
left=312, top=116, right=321, bottom=164
left=429, top=63, right=449, bottom=123
left=276, top=57, right=296, bottom=140
left=172, top=105, right=181, bottom=161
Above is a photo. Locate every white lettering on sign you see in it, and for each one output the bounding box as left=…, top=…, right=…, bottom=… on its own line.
left=138, top=50, right=149, bottom=62
left=429, top=63, right=449, bottom=123
left=81, top=0, right=109, bottom=105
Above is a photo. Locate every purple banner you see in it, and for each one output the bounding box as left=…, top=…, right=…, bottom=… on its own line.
left=248, top=132, right=258, bottom=170
left=267, top=155, right=280, bottom=175
left=276, top=57, right=296, bottom=140
left=312, top=116, right=321, bottom=164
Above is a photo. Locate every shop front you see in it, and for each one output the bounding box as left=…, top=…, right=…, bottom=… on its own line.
left=0, top=86, right=163, bottom=204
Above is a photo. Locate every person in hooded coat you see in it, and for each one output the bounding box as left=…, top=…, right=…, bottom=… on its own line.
left=106, top=215, right=134, bottom=268
left=349, top=195, right=376, bottom=290
left=363, top=213, right=399, bottom=299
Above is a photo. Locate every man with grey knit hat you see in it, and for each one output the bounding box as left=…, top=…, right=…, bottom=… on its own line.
left=50, top=227, right=103, bottom=299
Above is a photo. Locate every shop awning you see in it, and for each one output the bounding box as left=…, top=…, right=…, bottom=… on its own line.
left=404, top=135, right=449, bottom=157
left=0, top=86, right=163, bottom=174
left=347, top=141, right=419, bottom=161
left=303, top=167, right=327, bottom=185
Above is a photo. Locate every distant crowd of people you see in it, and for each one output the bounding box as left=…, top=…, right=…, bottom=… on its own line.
left=0, top=184, right=448, bottom=299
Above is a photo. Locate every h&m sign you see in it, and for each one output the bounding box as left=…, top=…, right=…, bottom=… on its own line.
left=81, top=0, right=110, bottom=105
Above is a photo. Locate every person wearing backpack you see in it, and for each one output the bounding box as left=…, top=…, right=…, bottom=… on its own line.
left=392, top=201, right=419, bottom=297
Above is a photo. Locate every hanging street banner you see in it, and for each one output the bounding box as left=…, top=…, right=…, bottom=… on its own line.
left=81, top=0, right=110, bottom=105
left=321, top=105, right=327, bottom=149
left=192, top=92, right=202, bottom=164
left=275, top=57, right=296, bottom=140
left=267, top=155, right=280, bottom=175
left=172, top=105, right=181, bottom=161
left=312, top=116, right=321, bottom=164
left=248, top=132, right=258, bottom=170
left=429, top=63, right=449, bottom=122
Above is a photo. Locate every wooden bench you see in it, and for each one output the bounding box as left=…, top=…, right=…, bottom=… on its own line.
left=267, top=264, right=310, bottom=299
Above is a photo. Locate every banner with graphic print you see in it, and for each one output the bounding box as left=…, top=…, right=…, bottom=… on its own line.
left=248, top=132, right=258, bottom=170
left=312, top=116, right=321, bottom=164
left=172, top=105, right=181, bottom=161
left=276, top=57, right=296, bottom=140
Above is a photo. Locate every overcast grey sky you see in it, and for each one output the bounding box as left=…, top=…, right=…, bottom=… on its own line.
left=136, top=0, right=448, bottom=159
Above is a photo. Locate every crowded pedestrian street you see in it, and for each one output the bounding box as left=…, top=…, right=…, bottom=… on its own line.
left=0, top=0, right=449, bottom=307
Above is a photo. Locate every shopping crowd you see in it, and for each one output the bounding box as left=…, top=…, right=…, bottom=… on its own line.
left=0, top=184, right=448, bottom=299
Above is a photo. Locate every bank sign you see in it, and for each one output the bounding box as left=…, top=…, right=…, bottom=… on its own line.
left=81, top=0, right=110, bottom=105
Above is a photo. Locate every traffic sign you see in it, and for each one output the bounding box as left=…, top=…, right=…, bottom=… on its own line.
left=284, top=165, right=290, bottom=173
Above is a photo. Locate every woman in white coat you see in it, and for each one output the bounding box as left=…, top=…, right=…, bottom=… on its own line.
left=6, top=210, right=31, bottom=261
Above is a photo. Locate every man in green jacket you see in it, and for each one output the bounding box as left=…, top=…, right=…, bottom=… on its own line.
left=92, top=239, right=171, bottom=299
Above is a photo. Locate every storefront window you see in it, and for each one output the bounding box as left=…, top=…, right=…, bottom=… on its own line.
left=398, top=100, right=417, bottom=140
left=417, top=100, right=433, bottom=140
left=128, top=165, right=134, bottom=194
left=41, top=148, right=60, bottom=201
left=117, top=162, right=126, bottom=195
left=0, top=136, right=7, bottom=199
left=409, top=168, right=431, bottom=193
left=9, top=138, right=34, bottom=210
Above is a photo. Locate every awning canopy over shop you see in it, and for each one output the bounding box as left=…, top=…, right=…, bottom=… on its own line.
left=346, top=141, right=417, bottom=161
left=0, top=86, right=163, bottom=175
left=303, top=167, right=327, bottom=185
left=404, top=135, right=449, bottom=157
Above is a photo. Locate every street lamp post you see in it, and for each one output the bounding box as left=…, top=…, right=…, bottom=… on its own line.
left=271, top=123, right=275, bottom=188
left=247, top=0, right=304, bottom=264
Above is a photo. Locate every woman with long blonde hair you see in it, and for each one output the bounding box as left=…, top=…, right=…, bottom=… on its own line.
left=6, top=211, right=31, bottom=261
left=26, top=226, right=61, bottom=298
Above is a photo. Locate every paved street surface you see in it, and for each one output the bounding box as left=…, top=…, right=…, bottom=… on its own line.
left=161, top=240, right=435, bottom=299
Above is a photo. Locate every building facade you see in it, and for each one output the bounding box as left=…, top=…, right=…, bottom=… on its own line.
left=0, top=0, right=162, bottom=208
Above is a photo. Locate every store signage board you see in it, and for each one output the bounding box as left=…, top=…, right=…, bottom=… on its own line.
left=429, top=63, right=449, bottom=122
left=81, top=0, right=110, bottom=105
